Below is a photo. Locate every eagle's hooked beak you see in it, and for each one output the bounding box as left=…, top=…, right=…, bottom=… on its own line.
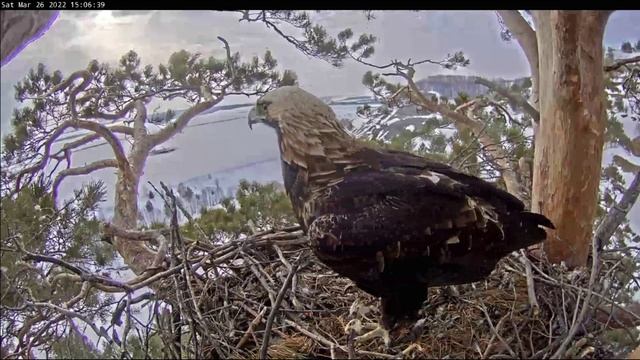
left=248, top=106, right=265, bottom=130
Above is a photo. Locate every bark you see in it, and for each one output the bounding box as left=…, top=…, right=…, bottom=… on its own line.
left=531, top=11, right=611, bottom=268
left=0, top=10, right=57, bottom=66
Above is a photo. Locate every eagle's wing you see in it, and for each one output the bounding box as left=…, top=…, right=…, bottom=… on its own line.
left=307, top=167, right=499, bottom=253
left=374, top=148, right=527, bottom=212
left=306, top=151, right=551, bottom=289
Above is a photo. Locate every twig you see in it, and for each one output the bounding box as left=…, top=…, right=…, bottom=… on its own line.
left=550, top=227, right=600, bottom=359
left=236, top=307, right=267, bottom=348
left=260, top=262, right=300, bottom=359
left=519, top=250, right=540, bottom=313
left=478, top=304, right=516, bottom=357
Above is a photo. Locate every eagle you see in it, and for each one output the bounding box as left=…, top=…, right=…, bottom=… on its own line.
left=248, top=86, right=554, bottom=345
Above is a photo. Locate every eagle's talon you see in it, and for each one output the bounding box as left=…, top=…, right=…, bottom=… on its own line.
left=400, top=343, right=423, bottom=358
left=354, top=325, right=391, bottom=348
left=344, top=318, right=363, bottom=334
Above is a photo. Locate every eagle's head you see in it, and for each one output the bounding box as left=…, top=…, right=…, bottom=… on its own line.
left=248, top=86, right=360, bottom=171
left=247, top=86, right=338, bottom=132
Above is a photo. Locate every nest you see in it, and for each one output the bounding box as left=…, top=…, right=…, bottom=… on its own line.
left=165, top=226, right=636, bottom=359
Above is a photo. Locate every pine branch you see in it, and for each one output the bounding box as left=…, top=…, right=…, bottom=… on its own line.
left=475, top=77, right=540, bottom=123
left=605, top=55, right=640, bottom=72
left=51, top=159, right=118, bottom=202
left=595, top=171, right=640, bottom=248
left=400, top=74, right=525, bottom=201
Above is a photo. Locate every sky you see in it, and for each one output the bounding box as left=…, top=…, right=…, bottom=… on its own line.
left=1, top=10, right=639, bottom=133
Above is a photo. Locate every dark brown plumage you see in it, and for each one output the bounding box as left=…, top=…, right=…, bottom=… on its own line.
left=248, top=86, right=554, bottom=334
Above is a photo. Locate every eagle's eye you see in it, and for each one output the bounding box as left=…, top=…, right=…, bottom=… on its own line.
left=256, top=101, right=270, bottom=116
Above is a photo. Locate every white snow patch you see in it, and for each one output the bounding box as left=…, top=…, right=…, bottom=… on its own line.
left=384, top=118, right=401, bottom=126
left=144, top=123, right=164, bottom=135
left=436, top=128, right=457, bottom=139
left=411, top=137, right=430, bottom=151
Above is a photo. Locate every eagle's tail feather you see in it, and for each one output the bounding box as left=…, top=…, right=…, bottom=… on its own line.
left=520, top=211, right=556, bottom=229
left=499, top=211, right=554, bottom=255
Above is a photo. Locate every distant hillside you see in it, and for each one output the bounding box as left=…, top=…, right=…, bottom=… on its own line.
left=415, top=75, right=530, bottom=99
left=147, top=75, right=530, bottom=125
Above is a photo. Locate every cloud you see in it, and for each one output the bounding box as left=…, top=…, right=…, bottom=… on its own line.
left=2, top=10, right=639, bottom=133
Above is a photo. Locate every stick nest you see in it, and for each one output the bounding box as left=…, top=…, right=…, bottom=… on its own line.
left=169, top=226, right=637, bottom=359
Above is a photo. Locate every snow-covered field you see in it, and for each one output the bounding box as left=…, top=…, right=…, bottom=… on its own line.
left=54, top=101, right=367, bottom=220
left=54, top=92, right=639, bottom=232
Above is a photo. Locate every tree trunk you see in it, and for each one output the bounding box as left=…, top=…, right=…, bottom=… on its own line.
left=111, top=137, right=157, bottom=275
left=531, top=11, right=611, bottom=268
left=0, top=10, right=57, bottom=66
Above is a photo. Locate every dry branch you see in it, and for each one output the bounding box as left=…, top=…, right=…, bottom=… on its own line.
left=401, top=77, right=525, bottom=201
left=475, top=77, right=540, bottom=123
left=51, top=158, right=118, bottom=201
left=605, top=55, right=640, bottom=72
left=595, top=171, right=640, bottom=248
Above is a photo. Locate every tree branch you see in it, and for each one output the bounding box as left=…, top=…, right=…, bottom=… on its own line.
left=217, top=36, right=236, bottom=81
left=25, top=301, right=111, bottom=343
left=70, top=119, right=131, bottom=175
left=605, top=55, right=640, bottom=72
left=595, top=171, right=640, bottom=248
left=21, top=248, right=134, bottom=292
left=148, top=98, right=220, bottom=147
left=402, top=76, right=525, bottom=200
left=260, top=262, right=300, bottom=359
left=475, top=77, right=540, bottom=123
left=51, top=159, right=118, bottom=202
left=497, top=11, right=538, bottom=82
left=13, top=109, right=132, bottom=192
left=594, top=301, right=640, bottom=329
left=497, top=11, right=540, bottom=116
left=57, top=125, right=134, bottom=154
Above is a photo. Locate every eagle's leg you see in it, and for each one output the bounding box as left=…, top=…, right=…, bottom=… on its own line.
left=354, top=298, right=395, bottom=348
left=344, top=299, right=391, bottom=348
left=353, top=324, right=391, bottom=348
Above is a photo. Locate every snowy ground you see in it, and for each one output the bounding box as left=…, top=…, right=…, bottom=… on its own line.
left=54, top=94, right=639, bottom=232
